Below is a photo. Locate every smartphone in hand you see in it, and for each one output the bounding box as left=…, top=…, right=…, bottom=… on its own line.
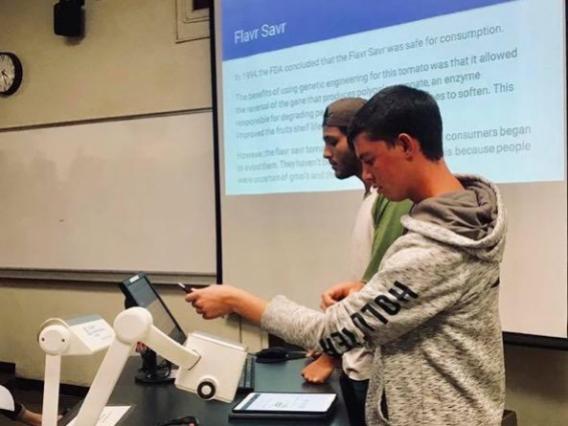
left=177, top=282, right=192, bottom=293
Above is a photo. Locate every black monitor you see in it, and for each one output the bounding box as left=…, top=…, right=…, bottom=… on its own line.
left=119, top=273, right=186, bottom=345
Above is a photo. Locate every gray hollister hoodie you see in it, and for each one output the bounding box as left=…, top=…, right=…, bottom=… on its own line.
left=261, top=175, right=506, bottom=426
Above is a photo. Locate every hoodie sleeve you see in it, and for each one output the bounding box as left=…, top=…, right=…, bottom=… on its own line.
left=260, top=237, right=467, bottom=356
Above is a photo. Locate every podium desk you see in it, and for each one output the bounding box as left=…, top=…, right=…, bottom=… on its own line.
left=61, top=357, right=350, bottom=426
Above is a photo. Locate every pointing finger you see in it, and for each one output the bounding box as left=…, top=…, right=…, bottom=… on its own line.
left=185, top=291, right=200, bottom=302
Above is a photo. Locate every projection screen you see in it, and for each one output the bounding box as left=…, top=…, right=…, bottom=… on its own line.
left=213, top=0, right=567, bottom=341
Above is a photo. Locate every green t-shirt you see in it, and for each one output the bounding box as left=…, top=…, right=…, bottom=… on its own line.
left=361, top=195, right=413, bottom=283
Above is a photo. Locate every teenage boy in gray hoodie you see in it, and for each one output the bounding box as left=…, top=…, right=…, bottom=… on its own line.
left=304, top=97, right=411, bottom=426
left=185, top=85, right=507, bottom=426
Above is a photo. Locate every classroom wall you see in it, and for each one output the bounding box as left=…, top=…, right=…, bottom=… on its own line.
left=0, top=0, right=210, bottom=128
left=504, top=345, right=568, bottom=426
left=0, top=1, right=566, bottom=425
left=0, top=0, right=264, bottom=385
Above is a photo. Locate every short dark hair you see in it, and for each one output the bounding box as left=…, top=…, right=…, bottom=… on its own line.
left=348, top=85, right=443, bottom=160
left=335, top=125, right=348, bottom=136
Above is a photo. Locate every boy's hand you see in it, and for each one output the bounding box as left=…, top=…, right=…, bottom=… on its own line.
left=320, top=281, right=364, bottom=310
left=306, top=349, right=321, bottom=359
left=185, top=284, right=267, bottom=324
left=301, top=354, right=338, bottom=384
left=185, top=285, right=237, bottom=319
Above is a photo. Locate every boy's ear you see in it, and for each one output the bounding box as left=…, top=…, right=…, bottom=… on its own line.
left=397, top=133, right=418, bottom=159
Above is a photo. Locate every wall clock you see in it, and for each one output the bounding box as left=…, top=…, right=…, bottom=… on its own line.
left=0, top=52, right=23, bottom=96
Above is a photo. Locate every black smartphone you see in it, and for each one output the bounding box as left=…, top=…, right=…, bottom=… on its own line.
left=177, top=282, right=192, bottom=293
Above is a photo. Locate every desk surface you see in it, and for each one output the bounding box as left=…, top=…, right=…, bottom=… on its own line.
left=63, top=356, right=349, bottom=426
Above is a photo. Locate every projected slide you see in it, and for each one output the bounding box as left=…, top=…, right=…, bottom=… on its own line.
left=219, top=0, right=566, bottom=195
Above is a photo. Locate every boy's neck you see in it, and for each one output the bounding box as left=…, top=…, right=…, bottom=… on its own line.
left=411, top=159, right=464, bottom=203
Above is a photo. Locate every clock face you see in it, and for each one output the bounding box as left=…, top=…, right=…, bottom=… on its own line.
left=0, top=52, right=23, bottom=96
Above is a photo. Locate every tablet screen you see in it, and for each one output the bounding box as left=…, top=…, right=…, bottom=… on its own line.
left=233, top=392, right=336, bottom=413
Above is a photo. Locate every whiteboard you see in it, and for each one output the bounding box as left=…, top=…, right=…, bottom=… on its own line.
left=0, top=111, right=216, bottom=274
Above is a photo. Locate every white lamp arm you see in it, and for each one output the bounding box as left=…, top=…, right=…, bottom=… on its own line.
left=39, top=324, right=71, bottom=426
left=73, top=338, right=131, bottom=426
left=42, top=354, right=62, bottom=426
left=145, top=325, right=200, bottom=369
left=74, top=307, right=200, bottom=426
